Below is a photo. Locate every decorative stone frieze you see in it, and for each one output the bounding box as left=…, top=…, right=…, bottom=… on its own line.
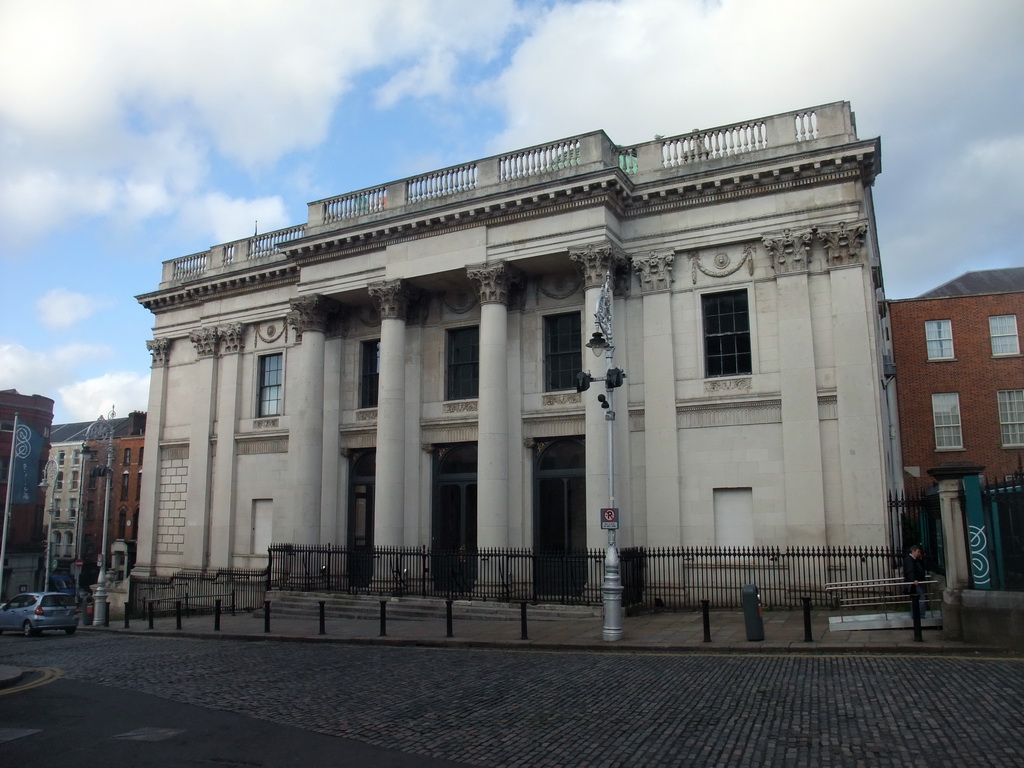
left=287, top=295, right=339, bottom=339
left=687, top=244, right=755, bottom=284
left=542, top=393, right=582, bottom=406
left=704, top=377, right=753, bottom=393
left=633, top=251, right=674, bottom=293
left=537, top=273, right=582, bottom=301
left=368, top=279, right=412, bottom=321
left=569, top=242, right=626, bottom=289
left=443, top=401, right=478, bottom=414
left=466, top=261, right=521, bottom=305
left=252, top=418, right=279, bottom=429
left=146, top=338, right=170, bottom=367
left=818, top=221, right=867, bottom=265
left=356, top=409, right=378, bottom=421
left=678, top=399, right=782, bottom=429
left=218, top=323, right=245, bottom=353
left=190, top=326, right=221, bottom=357
left=255, top=320, right=287, bottom=347
left=762, top=229, right=814, bottom=274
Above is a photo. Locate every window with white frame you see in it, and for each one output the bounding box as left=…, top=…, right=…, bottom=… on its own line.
left=257, top=353, right=283, bottom=417
left=998, top=389, right=1024, bottom=447
left=932, top=392, right=962, bottom=449
left=702, top=289, right=752, bottom=377
left=990, top=315, right=1019, bottom=356
left=925, top=319, right=954, bottom=360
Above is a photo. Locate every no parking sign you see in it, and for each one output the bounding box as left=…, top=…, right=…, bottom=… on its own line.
left=600, top=507, right=619, bottom=530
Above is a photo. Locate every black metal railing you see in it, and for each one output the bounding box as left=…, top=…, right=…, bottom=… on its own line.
left=888, top=489, right=944, bottom=573
left=129, top=568, right=267, bottom=617
left=265, top=543, right=903, bottom=610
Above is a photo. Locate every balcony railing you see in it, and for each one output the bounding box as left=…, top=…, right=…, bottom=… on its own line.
left=160, top=102, right=857, bottom=286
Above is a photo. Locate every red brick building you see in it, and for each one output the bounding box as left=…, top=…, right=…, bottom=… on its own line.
left=890, top=268, right=1024, bottom=492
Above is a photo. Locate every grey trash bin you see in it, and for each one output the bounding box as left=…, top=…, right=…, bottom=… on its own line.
left=741, top=584, right=764, bottom=641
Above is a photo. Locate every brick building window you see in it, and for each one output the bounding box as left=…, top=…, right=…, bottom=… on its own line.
left=932, top=392, right=962, bottom=449
left=990, top=315, right=1019, bottom=356
left=124, top=448, right=131, bottom=465
left=998, top=390, right=1024, bottom=447
left=925, top=319, right=953, bottom=360
left=544, top=313, right=582, bottom=391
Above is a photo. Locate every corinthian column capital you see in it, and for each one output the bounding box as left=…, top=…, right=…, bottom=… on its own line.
left=466, top=261, right=521, bottom=305
left=189, top=326, right=220, bottom=358
left=287, top=295, right=339, bottom=338
left=818, top=221, right=867, bottom=266
left=633, top=251, right=674, bottom=293
left=569, top=242, right=626, bottom=289
left=146, top=338, right=171, bottom=367
left=368, top=279, right=413, bottom=321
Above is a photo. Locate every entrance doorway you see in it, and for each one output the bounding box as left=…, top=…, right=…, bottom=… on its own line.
left=347, top=450, right=375, bottom=588
left=533, top=438, right=587, bottom=596
left=432, top=443, right=478, bottom=593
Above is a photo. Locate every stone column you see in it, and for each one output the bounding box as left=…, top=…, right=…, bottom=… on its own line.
left=320, top=335, right=343, bottom=546
left=285, top=295, right=338, bottom=545
left=184, top=326, right=219, bottom=568
left=570, top=243, right=626, bottom=549
left=763, top=230, right=826, bottom=544
left=135, top=338, right=170, bottom=576
left=368, top=280, right=410, bottom=547
left=633, top=251, right=680, bottom=546
left=928, top=462, right=985, bottom=640
left=209, top=323, right=245, bottom=567
left=467, top=262, right=519, bottom=548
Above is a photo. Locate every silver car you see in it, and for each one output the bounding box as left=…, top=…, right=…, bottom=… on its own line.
left=0, top=592, right=80, bottom=636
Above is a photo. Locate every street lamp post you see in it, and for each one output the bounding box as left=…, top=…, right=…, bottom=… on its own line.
left=39, top=457, right=58, bottom=592
left=86, top=408, right=116, bottom=625
left=582, top=273, right=625, bottom=641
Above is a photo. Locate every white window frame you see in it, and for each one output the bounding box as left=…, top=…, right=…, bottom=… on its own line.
left=990, top=315, right=1019, bottom=357
left=932, top=392, right=963, bottom=450
left=925, top=319, right=954, bottom=360
left=998, top=389, right=1024, bottom=447
left=257, top=352, right=284, bottom=417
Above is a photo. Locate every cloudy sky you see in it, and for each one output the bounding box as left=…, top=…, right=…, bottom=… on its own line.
left=1, top=0, right=1021, bottom=423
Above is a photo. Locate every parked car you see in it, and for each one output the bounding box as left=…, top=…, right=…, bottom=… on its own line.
left=0, top=592, right=80, bottom=637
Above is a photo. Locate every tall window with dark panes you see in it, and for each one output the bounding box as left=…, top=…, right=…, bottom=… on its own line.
left=446, top=326, right=479, bottom=400
left=702, top=290, right=752, bottom=377
left=360, top=340, right=380, bottom=409
left=258, top=353, right=283, bottom=417
left=544, top=313, right=582, bottom=391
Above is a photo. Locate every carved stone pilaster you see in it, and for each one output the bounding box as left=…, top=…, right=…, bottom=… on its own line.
left=287, top=295, right=339, bottom=340
left=190, top=326, right=220, bottom=358
left=218, top=323, right=245, bottom=354
left=633, top=251, right=674, bottom=293
left=763, top=229, right=814, bottom=274
left=146, top=338, right=170, bottom=367
left=368, top=279, right=412, bottom=321
left=569, top=242, right=626, bottom=289
left=466, top=261, right=521, bottom=305
left=818, top=221, right=867, bottom=265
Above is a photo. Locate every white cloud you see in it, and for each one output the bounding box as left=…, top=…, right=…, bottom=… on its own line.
left=36, top=289, right=115, bottom=331
left=0, top=342, right=111, bottom=400
left=179, top=193, right=291, bottom=246
left=59, top=372, right=151, bottom=423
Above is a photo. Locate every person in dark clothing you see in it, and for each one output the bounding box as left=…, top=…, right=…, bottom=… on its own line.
left=903, top=544, right=927, bottom=618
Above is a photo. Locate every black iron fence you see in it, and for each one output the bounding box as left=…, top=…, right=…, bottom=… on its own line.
left=888, top=489, right=943, bottom=573
left=980, top=471, right=1024, bottom=591
left=266, top=543, right=902, bottom=610
left=129, top=568, right=267, bottom=617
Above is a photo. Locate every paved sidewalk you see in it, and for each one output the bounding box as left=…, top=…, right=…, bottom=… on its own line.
left=77, top=605, right=1005, bottom=656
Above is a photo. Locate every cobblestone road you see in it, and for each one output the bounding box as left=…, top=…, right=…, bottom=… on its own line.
left=1, top=634, right=1021, bottom=767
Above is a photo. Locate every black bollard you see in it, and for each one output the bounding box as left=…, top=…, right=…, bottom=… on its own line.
left=520, top=601, right=528, bottom=640
left=231, top=589, right=236, bottom=617
left=264, top=600, right=271, bottom=633
left=446, top=599, right=454, bottom=638
left=379, top=599, right=387, bottom=637
left=175, top=600, right=182, bottom=630
left=124, top=606, right=130, bottom=629
left=802, top=596, right=813, bottom=642
left=701, top=600, right=711, bottom=643
left=912, top=592, right=923, bottom=642
left=214, top=599, right=221, bottom=631
left=148, top=601, right=154, bottom=630
left=104, top=602, right=110, bottom=628
left=319, top=600, right=326, bottom=636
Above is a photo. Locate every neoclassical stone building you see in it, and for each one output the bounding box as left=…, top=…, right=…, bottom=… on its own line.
left=135, top=101, right=899, bottom=576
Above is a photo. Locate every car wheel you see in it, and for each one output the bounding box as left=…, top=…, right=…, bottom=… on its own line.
left=22, top=621, right=38, bottom=638
left=65, top=627, right=77, bottom=635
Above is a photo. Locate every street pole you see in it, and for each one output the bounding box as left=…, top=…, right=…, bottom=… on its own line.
left=40, top=457, right=58, bottom=592
left=86, top=408, right=115, bottom=625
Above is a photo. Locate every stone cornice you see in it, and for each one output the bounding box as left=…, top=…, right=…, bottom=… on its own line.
left=137, top=264, right=299, bottom=313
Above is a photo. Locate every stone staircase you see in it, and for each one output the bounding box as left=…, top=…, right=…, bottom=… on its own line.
left=262, top=591, right=601, bottom=622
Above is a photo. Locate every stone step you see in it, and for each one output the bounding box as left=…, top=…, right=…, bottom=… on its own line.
left=262, top=591, right=601, bottom=621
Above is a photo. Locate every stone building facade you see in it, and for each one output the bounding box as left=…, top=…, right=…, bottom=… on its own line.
left=135, top=101, right=899, bottom=576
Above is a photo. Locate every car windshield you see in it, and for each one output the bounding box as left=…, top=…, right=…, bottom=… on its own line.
left=41, top=594, right=76, bottom=607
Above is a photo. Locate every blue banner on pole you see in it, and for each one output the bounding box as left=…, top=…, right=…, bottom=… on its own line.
left=11, top=421, right=43, bottom=504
